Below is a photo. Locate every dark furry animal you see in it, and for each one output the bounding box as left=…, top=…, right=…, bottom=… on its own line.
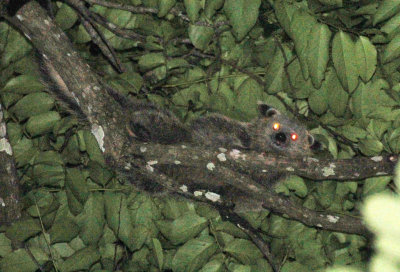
left=129, top=102, right=319, bottom=157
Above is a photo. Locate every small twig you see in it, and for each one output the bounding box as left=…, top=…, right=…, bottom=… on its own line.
left=65, top=0, right=124, bottom=73
left=89, top=12, right=147, bottom=44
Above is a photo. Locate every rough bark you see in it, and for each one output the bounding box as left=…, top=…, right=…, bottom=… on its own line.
left=0, top=105, right=21, bottom=225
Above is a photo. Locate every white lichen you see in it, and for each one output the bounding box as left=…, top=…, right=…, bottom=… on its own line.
left=327, top=215, right=339, bottom=223
left=206, top=162, right=215, bottom=171
left=91, top=124, right=105, bottom=152
left=0, top=198, right=5, bottom=207
left=218, top=147, right=227, bottom=153
left=376, top=172, right=388, bottom=176
left=307, top=157, right=320, bottom=163
left=229, top=149, right=241, bottom=159
left=124, top=162, right=131, bottom=170
left=205, top=192, right=220, bottom=202
left=0, top=139, right=13, bottom=156
left=180, top=185, right=188, bottom=192
left=322, top=163, right=336, bottom=177
left=147, top=160, right=158, bottom=165
left=44, top=19, right=50, bottom=25
left=286, top=167, right=295, bottom=172
left=146, top=165, right=154, bottom=172
left=174, top=160, right=181, bottom=165
left=217, top=153, right=226, bottom=162
left=371, top=156, right=383, bottom=162
left=181, top=145, right=187, bottom=149
left=140, top=146, right=147, bottom=153
left=16, top=15, right=24, bottom=21
left=0, top=123, right=6, bottom=137
left=194, top=191, right=203, bottom=197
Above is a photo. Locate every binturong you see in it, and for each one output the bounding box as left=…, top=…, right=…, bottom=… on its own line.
left=129, top=101, right=320, bottom=157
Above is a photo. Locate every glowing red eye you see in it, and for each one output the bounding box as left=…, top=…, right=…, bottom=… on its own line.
left=291, top=133, right=298, bottom=141
left=273, top=123, right=280, bottom=130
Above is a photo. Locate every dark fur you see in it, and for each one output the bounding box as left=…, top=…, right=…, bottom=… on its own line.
left=129, top=102, right=318, bottom=157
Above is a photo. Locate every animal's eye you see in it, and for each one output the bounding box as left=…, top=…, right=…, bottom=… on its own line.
left=290, top=133, right=298, bottom=141
left=273, top=123, right=280, bottom=131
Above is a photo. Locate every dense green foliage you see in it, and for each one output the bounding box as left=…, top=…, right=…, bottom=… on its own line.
left=0, top=0, right=400, bottom=271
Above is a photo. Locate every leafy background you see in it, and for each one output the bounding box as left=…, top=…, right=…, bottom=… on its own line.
left=0, top=0, right=400, bottom=271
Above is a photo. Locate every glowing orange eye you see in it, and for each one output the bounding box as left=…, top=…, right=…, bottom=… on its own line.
left=291, top=133, right=298, bottom=141
left=273, top=123, right=280, bottom=131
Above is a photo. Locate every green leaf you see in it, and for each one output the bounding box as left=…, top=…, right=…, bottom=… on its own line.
left=59, top=246, right=100, bottom=272
left=224, top=238, right=263, bottom=264
left=323, top=68, right=349, bottom=117
left=87, top=160, right=113, bottom=186
left=308, top=88, right=328, bottom=115
left=158, top=0, right=176, bottom=17
left=83, top=130, right=106, bottom=166
left=25, top=111, right=61, bottom=137
left=188, top=24, right=214, bottom=50
left=184, top=0, right=203, bottom=22
left=0, top=234, right=12, bottom=257
left=382, top=34, right=400, bottom=63
left=104, top=192, right=136, bottom=251
left=359, top=137, right=384, bottom=156
left=316, top=180, right=336, bottom=209
left=49, top=215, right=79, bottom=243
left=388, top=127, right=400, bottom=153
left=307, top=23, right=331, bottom=88
left=337, top=125, right=367, bottom=142
left=156, top=212, right=208, bottom=245
left=351, top=80, right=396, bottom=121
left=105, top=8, right=132, bottom=28
left=372, top=0, right=400, bottom=26
left=138, top=52, right=165, bottom=71
left=318, top=0, right=342, bottom=6
left=2, top=75, right=45, bottom=94
left=0, top=247, right=48, bottom=272
left=65, top=168, right=90, bottom=205
left=381, top=13, right=400, bottom=39
left=265, top=46, right=293, bottom=94
left=274, top=0, right=297, bottom=37
left=1, top=29, right=32, bottom=67
left=332, top=31, right=359, bottom=92
left=235, top=78, right=265, bottom=120
left=290, top=9, right=317, bottom=80
left=5, top=218, right=41, bottom=242
left=77, top=193, right=105, bottom=245
left=362, top=176, right=392, bottom=198
left=280, top=261, right=309, bottom=272
left=224, top=0, right=261, bottom=40
left=152, top=238, right=164, bottom=270
left=55, top=3, right=79, bottom=30
left=204, top=0, right=224, bottom=18
left=171, top=236, right=218, bottom=272
left=283, top=175, right=308, bottom=197
left=12, top=137, right=38, bottom=167
left=199, top=259, right=224, bottom=272
left=355, top=36, right=377, bottom=82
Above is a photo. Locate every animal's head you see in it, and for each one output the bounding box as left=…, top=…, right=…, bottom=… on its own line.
left=250, top=102, right=319, bottom=157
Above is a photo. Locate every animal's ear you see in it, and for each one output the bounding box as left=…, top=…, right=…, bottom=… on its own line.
left=308, top=134, right=321, bottom=150
left=257, top=102, right=279, bottom=117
